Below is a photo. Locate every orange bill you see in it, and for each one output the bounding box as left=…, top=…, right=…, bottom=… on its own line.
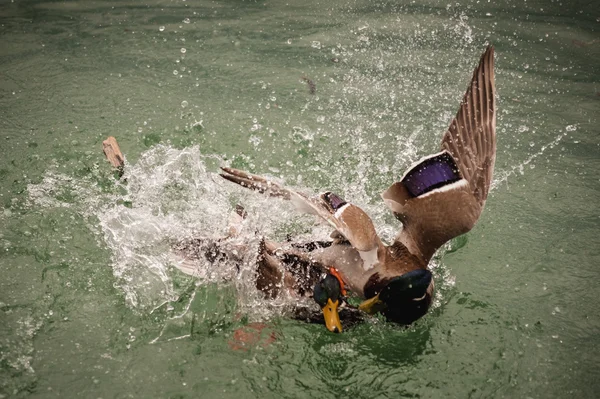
left=322, top=298, right=342, bottom=333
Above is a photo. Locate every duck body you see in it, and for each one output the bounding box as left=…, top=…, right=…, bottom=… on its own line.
left=221, top=185, right=438, bottom=327
left=176, top=46, right=496, bottom=330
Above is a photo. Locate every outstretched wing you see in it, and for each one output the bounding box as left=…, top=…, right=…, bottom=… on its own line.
left=441, top=45, right=496, bottom=203
left=220, top=167, right=384, bottom=270
left=382, top=46, right=496, bottom=262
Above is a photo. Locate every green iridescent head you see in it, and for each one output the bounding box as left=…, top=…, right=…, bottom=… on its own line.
left=313, top=274, right=343, bottom=333
left=359, top=269, right=433, bottom=325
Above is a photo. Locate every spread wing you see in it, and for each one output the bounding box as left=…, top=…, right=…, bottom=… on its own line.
left=382, top=45, right=496, bottom=262
left=220, top=167, right=385, bottom=270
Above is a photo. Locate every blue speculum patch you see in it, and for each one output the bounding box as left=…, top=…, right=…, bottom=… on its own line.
left=402, top=152, right=461, bottom=197
left=323, top=192, right=347, bottom=210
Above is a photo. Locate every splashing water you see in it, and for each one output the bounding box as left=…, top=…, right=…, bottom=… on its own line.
left=25, top=142, right=463, bottom=330
left=492, top=127, right=572, bottom=190
left=23, top=147, right=317, bottom=313
left=21, top=9, right=525, bottom=332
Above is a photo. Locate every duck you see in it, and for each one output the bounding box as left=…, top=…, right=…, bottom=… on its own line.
left=217, top=45, right=496, bottom=332
left=172, top=210, right=366, bottom=332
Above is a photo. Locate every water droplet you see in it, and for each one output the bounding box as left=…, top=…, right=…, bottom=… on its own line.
left=137, top=127, right=143, bottom=133
left=529, top=141, right=535, bottom=147
left=180, top=48, right=187, bottom=54
left=173, top=70, right=179, bottom=75
left=181, top=101, right=188, bottom=108
left=183, top=18, right=191, bottom=24
left=249, top=134, right=262, bottom=145
left=159, top=26, right=165, bottom=32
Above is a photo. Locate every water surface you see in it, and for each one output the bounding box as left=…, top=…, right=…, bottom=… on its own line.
left=1, top=0, right=599, bottom=397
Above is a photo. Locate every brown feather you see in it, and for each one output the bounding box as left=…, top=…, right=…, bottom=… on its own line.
left=384, top=46, right=496, bottom=263
left=441, top=45, right=496, bottom=204
left=218, top=46, right=496, bottom=300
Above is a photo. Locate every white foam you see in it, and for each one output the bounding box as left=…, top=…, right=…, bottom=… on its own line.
left=26, top=144, right=462, bottom=328
left=26, top=146, right=328, bottom=320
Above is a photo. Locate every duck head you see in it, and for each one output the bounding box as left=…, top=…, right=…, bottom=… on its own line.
left=359, top=269, right=433, bottom=325
left=313, top=274, right=344, bottom=333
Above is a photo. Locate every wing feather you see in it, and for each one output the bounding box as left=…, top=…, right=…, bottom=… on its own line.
left=442, top=45, right=496, bottom=203
left=220, top=167, right=384, bottom=259
left=383, top=46, right=496, bottom=262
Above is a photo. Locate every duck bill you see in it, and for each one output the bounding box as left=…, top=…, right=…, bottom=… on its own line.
left=322, top=298, right=342, bottom=333
left=358, top=294, right=386, bottom=315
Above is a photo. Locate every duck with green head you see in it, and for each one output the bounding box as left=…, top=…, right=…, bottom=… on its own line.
left=313, top=273, right=344, bottom=333
left=218, top=45, right=496, bottom=331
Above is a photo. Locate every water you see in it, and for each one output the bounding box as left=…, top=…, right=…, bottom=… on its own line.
left=1, top=0, right=599, bottom=397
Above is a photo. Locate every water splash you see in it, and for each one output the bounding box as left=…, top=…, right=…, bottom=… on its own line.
left=26, top=143, right=459, bottom=332
left=492, top=127, right=571, bottom=190
left=26, top=146, right=320, bottom=314
left=22, top=10, right=491, bottom=333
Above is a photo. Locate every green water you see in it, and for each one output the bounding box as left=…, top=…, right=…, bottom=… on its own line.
left=1, top=0, right=599, bottom=397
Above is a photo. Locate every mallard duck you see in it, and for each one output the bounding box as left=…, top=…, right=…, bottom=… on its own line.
left=172, top=210, right=366, bottom=332
left=218, top=45, right=496, bottom=332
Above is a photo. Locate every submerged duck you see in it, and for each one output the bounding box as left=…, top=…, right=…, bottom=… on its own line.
left=216, top=45, right=496, bottom=332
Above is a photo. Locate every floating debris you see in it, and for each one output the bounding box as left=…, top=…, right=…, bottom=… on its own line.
left=102, top=136, right=125, bottom=177
left=301, top=76, right=316, bottom=94
left=572, top=38, right=599, bottom=47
